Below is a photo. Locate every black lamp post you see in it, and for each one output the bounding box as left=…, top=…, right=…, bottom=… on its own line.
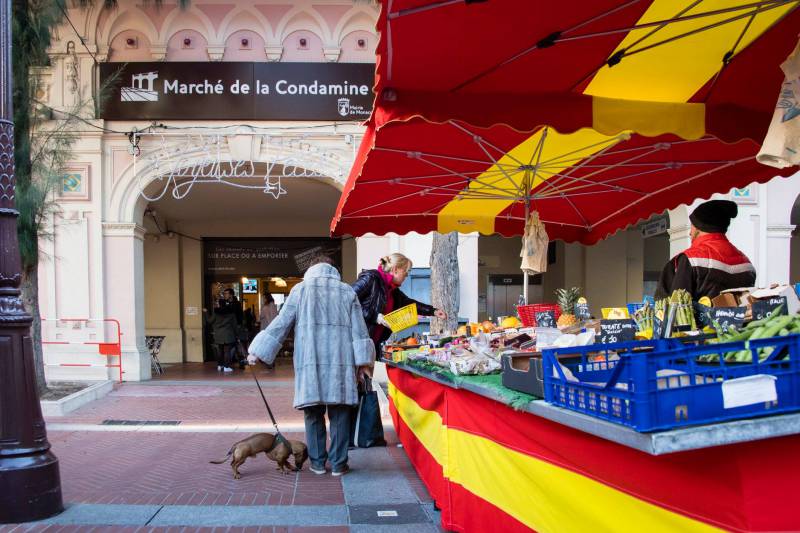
left=0, top=0, right=63, bottom=523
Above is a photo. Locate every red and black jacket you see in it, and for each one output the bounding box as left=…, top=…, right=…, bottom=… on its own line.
left=656, top=233, right=756, bottom=300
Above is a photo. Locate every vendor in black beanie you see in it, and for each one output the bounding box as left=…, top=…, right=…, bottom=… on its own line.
left=656, top=200, right=755, bottom=300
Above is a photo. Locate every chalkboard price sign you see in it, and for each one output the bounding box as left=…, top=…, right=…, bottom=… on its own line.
left=575, top=303, right=591, bottom=320
left=707, top=307, right=746, bottom=334
left=751, top=296, right=788, bottom=321
left=599, top=319, right=637, bottom=344
left=535, top=310, right=557, bottom=328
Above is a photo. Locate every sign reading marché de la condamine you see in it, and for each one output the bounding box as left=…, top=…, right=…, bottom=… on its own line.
left=99, top=62, right=374, bottom=121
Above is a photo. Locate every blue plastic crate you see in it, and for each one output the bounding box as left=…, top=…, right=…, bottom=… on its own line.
left=542, top=335, right=800, bottom=432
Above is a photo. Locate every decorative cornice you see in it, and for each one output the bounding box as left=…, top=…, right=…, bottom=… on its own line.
left=150, top=45, right=167, bottom=61
left=323, top=47, right=341, bottom=62
left=766, top=224, right=796, bottom=235
left=102, top=223, right=146, bottom=241
left=265, top=46, right=283, bottom=62
left=207, top=45, right=226, bottom=61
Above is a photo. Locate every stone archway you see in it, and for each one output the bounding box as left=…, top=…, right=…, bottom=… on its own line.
left=106, top=136, right=353, bottom=378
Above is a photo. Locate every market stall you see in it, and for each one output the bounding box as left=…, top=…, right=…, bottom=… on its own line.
left=387, top=362, right=800, bottom=532
left=330, top=2, right=800, bottom=531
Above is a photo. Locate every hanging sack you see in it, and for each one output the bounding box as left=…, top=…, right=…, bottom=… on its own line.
left=353, top=377, right=386, bottom=448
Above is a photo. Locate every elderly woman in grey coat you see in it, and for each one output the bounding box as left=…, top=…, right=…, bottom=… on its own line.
left=247, top=258, right=375, bottom=476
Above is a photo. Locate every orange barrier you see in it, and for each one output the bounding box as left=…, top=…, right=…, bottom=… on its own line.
left=42, top=318, right=123, bottom=382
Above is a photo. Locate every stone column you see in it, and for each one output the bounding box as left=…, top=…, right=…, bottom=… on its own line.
left=102, top=223, right=151, bottom=381
left=765, top=224, right=796, bottom=285
left=667, top=206, right=691, bottom=258
left=0, top=0, right=63, bottom=522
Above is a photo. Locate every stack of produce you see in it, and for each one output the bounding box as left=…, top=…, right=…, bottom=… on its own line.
left=656, top=289, right=697, bottom=331
left=632, top=301, right=654, bottom=336
left=705, top=306, right=800, bottom=362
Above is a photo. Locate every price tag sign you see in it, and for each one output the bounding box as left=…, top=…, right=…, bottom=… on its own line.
left=751, top=296, right=788, bottom=321
left=535, top=310, right=556, bottom=328
left=707, top=307, right=746, bottom=334
left=599, top=319, right=637, bottom=344
left=575, top=303, right=591, bottom=320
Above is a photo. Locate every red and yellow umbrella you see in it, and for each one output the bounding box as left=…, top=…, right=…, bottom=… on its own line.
left=331, top=0, right=800, bottom=243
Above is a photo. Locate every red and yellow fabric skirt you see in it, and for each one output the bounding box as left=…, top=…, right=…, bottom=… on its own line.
left=387, top=366, right=800, bottom=533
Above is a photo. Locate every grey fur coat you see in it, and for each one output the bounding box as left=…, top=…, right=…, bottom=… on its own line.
left=248, top=263, right=375, bottom=408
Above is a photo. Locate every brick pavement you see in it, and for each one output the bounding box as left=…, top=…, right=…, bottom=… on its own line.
left=4, top=361, right=440, bottom=532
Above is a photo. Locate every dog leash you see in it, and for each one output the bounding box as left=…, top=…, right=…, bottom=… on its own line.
left=249, top=364, right=289, bottom=449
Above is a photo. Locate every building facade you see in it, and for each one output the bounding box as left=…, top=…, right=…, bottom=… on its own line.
left=38, top=0, right=798, bottom=382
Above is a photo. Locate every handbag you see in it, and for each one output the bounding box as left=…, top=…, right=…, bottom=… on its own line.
left=352, top=377, right=386, bottom=448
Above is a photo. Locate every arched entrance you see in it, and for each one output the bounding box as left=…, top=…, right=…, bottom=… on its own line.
left=139, top=169, right=354, bottom=367
left=104, top=135, right=356, bottom=380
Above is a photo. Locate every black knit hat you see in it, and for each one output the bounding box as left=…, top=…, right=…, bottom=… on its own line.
left=689, top=200, right=738, bottom=233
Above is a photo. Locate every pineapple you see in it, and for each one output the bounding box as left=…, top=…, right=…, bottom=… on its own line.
left=555, top=287, right=582, bottom=328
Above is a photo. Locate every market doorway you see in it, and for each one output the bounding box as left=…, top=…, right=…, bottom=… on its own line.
left=202, top=237, right=342, bottom=363
left=139, top=170, right=355, bottom=372
left=641, top=214, right=670, bottom=298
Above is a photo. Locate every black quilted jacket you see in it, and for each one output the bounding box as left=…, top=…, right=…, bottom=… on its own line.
left=351, top=269, right=435, bottom=345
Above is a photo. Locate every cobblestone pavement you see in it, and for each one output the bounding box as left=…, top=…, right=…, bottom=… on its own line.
left=2, top=362, right=440, bottom=532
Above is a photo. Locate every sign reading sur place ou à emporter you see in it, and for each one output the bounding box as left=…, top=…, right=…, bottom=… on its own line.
left=99, top=62, right=375, bottom=121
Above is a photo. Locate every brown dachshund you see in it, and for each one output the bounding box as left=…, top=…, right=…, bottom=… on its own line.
left=210, top=433, right=308, bottom=479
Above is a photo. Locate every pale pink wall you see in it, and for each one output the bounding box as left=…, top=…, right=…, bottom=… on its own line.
left=222, top=30, right=267, bottom=61
left=339, top=30, right=375, bottom=63
left=166, top=30, right=209, bottom=61
left=108, top=30, right=152, bottom=62
left=281, top=30, right=325, bottom=62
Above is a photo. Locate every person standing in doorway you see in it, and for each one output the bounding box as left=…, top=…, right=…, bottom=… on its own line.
left=260, top=293, right=278, bottom=331
left=352, top=253, right=447, bottom=357
left=656, top=200, right=756, bottom=300
left=247, top=256, right=374, bottom=476
left=203, top=288, right=240, bottom=373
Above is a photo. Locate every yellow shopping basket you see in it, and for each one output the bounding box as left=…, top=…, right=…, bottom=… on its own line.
left=383, top=303, right=419, bottom=333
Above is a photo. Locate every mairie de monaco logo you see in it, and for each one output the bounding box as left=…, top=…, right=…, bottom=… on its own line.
left=337, top=97, right=350, bottom=117
left=121, top=71, right=159, bottom=102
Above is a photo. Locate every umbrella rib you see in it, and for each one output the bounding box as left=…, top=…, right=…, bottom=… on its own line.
left=538, top=142, right=667, bottom=196
left=535, top=134, right=626, bottom=168
left=701, top=2, right=797, bottom=102
left=591, top=157, right=748, bottom=229
left=534, top=138, right=624, bottom=194
left=447, top=121, right=529, bottom=167
left=566, top=0, right=793, bottom=91
left=416, top=154, right=517, bottom=198
left=388, top=0, right=466, bottom=19
left=447, top=121, right=526, bottom=191
left=449, top=0, right=644, bottom=92
left=561, top=0, right=786, bottom=43
left=536, top=166, right=670, bottom=197
left=622, top=1, right=795, bottom=61
left=374, top=146, right=505, bottom=167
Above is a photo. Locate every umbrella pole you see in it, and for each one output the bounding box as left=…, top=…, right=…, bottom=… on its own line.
left=523, top=200, right=529, bottom=305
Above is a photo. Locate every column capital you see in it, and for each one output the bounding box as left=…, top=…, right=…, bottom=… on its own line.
left=766, top=224, right=796, bottom=236
left=150, top=44, right=167, bottom=61
left=265, top=46, right=283, bottom=62
left=102, top=222, right=146, bottom=241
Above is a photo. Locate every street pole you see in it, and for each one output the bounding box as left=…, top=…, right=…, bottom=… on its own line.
left=0, top=0, right=63, bottom=523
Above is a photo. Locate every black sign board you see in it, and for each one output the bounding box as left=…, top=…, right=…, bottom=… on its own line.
left=99, top=62, right=374, bottom=121
left=575, top=303, right=591, bottom=320
left=751, top=296, right=788, bottom=321
left=535, top=310, right=556, bottom=328
left=203, top=238, right=341, bottom=278
left=599, top=319, right=637, bottom=344
left=707, top=307, right=746, bottom=334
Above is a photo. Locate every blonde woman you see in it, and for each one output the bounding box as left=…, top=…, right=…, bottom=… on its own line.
left=351, top=253, right=446, bottom=354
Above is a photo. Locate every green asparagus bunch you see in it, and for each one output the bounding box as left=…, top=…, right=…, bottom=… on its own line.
left=669, top=289, right=696, bottom=330
left=704, top=305, right=799, bottom=362
left=632, top=301, right=654, bottom=332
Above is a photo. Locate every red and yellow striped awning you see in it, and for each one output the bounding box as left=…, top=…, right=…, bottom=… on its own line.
left=331, top=0, right=800, bottom=243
